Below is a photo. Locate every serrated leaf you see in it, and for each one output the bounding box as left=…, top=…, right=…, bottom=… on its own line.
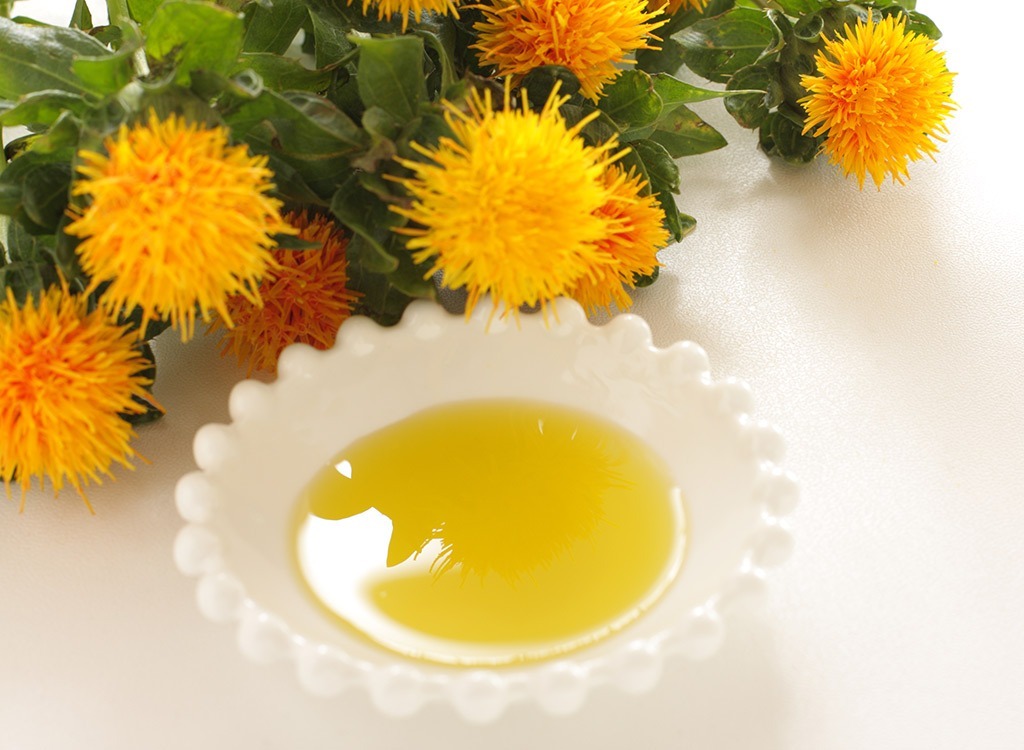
left=675, top=7, right=776, bottom=83
left=0, top=17, right=113, bottom=99
left=243, top=0, right=307, bottom=54
left=352, top=35, right=426, bottom=123
left=145, top=0, right=245, bottom=84
left=647, top=105, right=727, bottom=158
left=309, top=9, right=356, bottom=68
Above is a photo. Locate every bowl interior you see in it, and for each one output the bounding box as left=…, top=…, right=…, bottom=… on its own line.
left=200, top=303, right=761, bottom=668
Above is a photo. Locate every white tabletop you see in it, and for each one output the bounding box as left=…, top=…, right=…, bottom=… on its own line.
left=3, top=1, right=1023, bottom=748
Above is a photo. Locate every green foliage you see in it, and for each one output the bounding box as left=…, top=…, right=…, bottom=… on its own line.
left=145, top=1, right=245, bottom=83
left=0, top=17, right=115, bottom=99
left=0, top=0, right=946, bottom=342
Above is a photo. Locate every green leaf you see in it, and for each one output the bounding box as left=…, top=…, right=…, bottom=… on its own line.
left=724, top=62, right=778, bottom=129
left=634, top=266, right=658, bottom=288
left=674, top=7, right=776, bottom=83
left=352, top=35, right=426, bottom=124
left=635, top=0, right=736, bottom=74
left=272, top=232, right=321, bottom=250
left=242, top=0, right=307, bottom=54
left=235, top=53, right=332, bottom=91
left=0, top=152, right=73, bottom=232
left=415, top=22, right=458, bottom=96
left=223, top=89, right=366, bottom=198
left=347, top=263, right=415, bottom=326
left=629, top=139, right=692, bottom=242
left=145, top=0, right=245, bottom=84
left=70, top=0, right=93, bottom=29
left=0, top=91, right=92, bottom=128
left=771, top=0, right=829, bottom=13
left=20, top=111, right=83, bottom=155
left=0, top=223, right=63, bottom=303
left=647, top=105, right=727, bottom=158
left=397, top=110, right=450, bottom=162
left=122, top=343, right=164, bottom=425
left=879, top=7, right=941, bottom=40
left=653, top=73, right=737, bottom=108
left=0, top=17, right=113, bottom=99
left=630, top=139, right=679, bottom=194
left=3, top=219, right=48, bottom=264
left=758, top=109, right=819, bottom=163
left=309, top=9, right=356, bottom=69
left=599, top=70, right=662, bottom=133
left=72, top=28, right=140, bottom=95
left=521, top=66, right=581, bottom=108
left=127, top=0, right=163, bottom=24
left=386, top=236, right=436, bottom=299
left=330, top=174, right=399, bottom=273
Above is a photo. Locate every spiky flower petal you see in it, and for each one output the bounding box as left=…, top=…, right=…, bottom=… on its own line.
left=647, top=0, right=705, bottom=15
left=394, top=85, right=624, bottom=318
left=474, top=0, right=665, bottom=101
left=65, top=112, right=294, bottom=340
left=0, top=285, right=155, bottom=505
left=214, top=211, right=360, bottom=375
left=799, top=14, right=956, bottom=188
left=351, top=0, right=459, bottom=30
left=569, top=165, right=668, bottom=313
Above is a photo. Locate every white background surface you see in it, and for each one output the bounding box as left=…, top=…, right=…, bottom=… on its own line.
left=2, top=0, right=1023, bottom=747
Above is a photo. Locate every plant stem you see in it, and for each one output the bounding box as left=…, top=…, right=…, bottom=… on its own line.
left=106, top=0, right=151, bottom=76
left=106, top=0, right=132, bottom=27
left=0, top=126, right=7, bottom=178
left=0, top=2, right=12, bottom=19
left=0, top=126, right=8, bottom=261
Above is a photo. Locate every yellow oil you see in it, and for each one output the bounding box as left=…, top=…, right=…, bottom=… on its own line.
left=292, top=398, right=685, bottom=666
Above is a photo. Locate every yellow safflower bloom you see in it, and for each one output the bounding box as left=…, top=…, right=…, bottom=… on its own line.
left=65, top=112, right=293, bottom=340
left=0, top=285, right=155, bottom=507
left=799, top=14, right=956, bottom=188
left=393, top=84, right=624, bottom=319
left=570, top=165, right=668, bottom=313
left=351, top=0, right=460, bottom=30
left=647, top=0, right=705, bottom=15
left=214, top=211, right=361, bottom=375
left=473, top=0, right=665, bottom=101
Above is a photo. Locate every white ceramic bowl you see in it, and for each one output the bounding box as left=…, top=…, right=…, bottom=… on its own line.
left=173, top=298, right=797, bottom=722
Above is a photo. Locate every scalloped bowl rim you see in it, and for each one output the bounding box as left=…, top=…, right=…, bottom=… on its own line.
left=173, top=298, right=797, bottom=723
